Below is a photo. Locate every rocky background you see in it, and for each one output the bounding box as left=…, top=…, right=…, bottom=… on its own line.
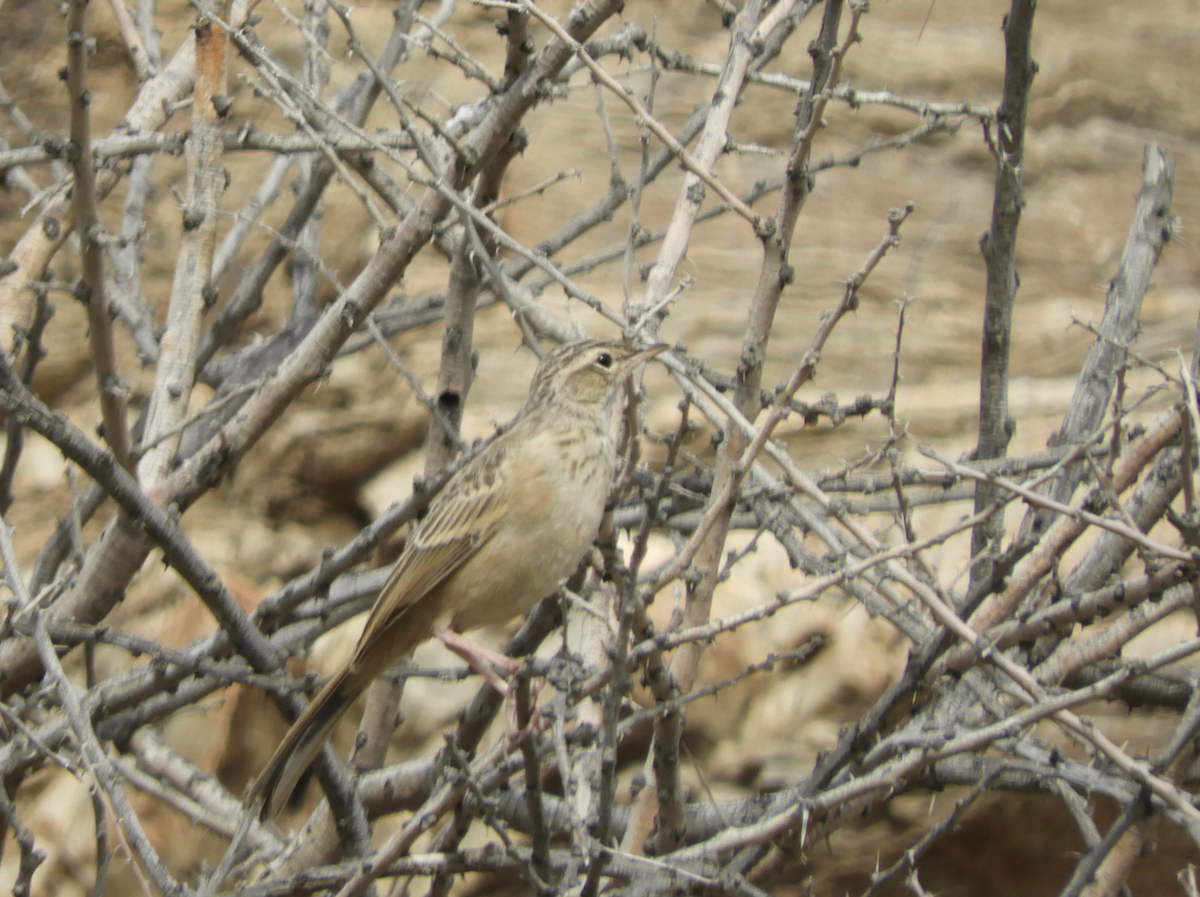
left=1, top=0, right=1199, bottom=895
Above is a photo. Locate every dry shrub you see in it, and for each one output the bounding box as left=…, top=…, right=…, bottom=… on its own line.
left=1, top=2, right=1199, bottom=896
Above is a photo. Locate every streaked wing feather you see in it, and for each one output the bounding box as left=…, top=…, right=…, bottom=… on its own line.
left=352, top=442, right=511, bottom=660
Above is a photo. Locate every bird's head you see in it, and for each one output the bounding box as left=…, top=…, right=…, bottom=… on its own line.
left=525, top=339, right=667, bottom=411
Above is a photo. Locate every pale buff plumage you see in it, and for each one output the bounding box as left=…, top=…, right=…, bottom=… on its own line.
left=248, top=339, right=665, bottom=819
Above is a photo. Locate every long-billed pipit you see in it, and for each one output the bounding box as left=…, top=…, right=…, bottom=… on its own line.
left=248, top=338, right=666, bottom=819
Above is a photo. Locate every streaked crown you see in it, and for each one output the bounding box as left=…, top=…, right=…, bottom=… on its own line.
left=522, top=339, right=665, bottom=414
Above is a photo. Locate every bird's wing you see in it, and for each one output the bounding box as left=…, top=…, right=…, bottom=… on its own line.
left=351, top=440, right=512, bottom=662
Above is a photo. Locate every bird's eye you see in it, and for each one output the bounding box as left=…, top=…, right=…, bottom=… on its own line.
left=596, top=351, right=614, bottom=369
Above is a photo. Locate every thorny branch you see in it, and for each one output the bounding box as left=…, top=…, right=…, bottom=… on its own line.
left=0, top=1, right=1195, bottom=895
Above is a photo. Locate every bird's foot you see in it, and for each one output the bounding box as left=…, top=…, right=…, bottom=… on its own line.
left=432, top=627, right=548, bottom=740
left=434, top=626, right=520, bottom=696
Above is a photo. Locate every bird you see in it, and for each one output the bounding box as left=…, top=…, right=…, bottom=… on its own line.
left=247, top=338, right=667, bottom=820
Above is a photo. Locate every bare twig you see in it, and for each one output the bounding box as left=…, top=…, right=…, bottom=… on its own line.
left=969, top=0, right=1037, bottom=599
left=65, top=0, right=133, bottom=474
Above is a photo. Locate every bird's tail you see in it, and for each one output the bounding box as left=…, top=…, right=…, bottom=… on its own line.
left=247, top=667, right=362, bottom=821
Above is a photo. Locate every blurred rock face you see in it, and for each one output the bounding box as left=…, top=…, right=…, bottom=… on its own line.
left=2, top=0, right=1199, bottom=894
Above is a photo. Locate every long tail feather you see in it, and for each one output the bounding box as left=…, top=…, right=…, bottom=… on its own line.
left=248, top=582, right=442, bottom=820
left=248, top=668, right=361, bottom=820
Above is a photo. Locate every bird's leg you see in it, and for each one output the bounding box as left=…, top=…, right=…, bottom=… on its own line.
left=434, top=626, right=520, bottom=696
left=433, top=628, right=548, bottom=739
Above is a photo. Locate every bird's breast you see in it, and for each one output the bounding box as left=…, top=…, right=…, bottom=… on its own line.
left=446, top=421, right=616, bottom=632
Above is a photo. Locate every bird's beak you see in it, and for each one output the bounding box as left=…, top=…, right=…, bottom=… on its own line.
left=621, top=343, right=669, bottom=373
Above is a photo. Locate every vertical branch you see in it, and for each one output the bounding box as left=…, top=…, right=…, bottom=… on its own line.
left=611, top=0, right=774, bottom=851
left=107, top=154, right=162, bottom=364
left=66, top=0, right=133, bottom=474
left=101, top=0, right=159, bottom=369
left=671, top=0, right=854, bottom=731
left=210, top=154, right=293, bottom=283
left=136, top=0, right=161, bottom=71
left=514, top=672, right=552, bottom=889
left=500, top=6, right=533, bottom=88
left=1041, top=143, right=1174, bottom=509
left=631, top=0, right=864, bottom=860
left=968, top=0, right=1037, bottom=599
left=580, top=538, right=641, bottom=897
left=0, top=774, right=44, bottom=897
left=424, top=239, right=478, bottom=470
left=102, top=0, right=155, bottom=81
left=0, top=296, right=52, bottom=515
left=421, top=131, right=524, bottom=473
left=620, top=20, right=655, bottom=313
left=635, top=0, right=768, bottom=320
left=136, top=1, right=230, bottom=488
